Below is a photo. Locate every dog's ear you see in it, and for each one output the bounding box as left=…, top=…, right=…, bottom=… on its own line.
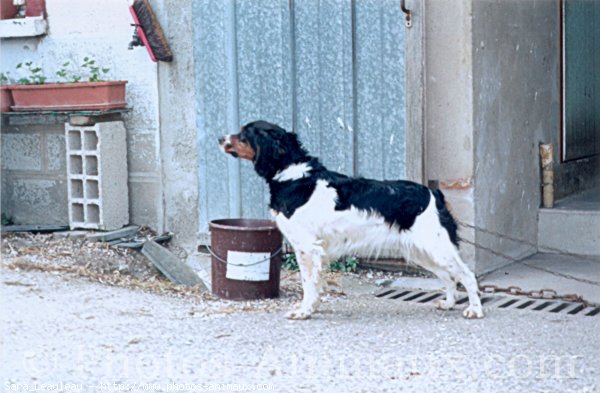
left=241, top=126, right=277, bottom=178
left=243, top=121, right=307, bottom=179
left=252, top=131, right=287, bottom=178
left=285, top=131, right=299, bottom=144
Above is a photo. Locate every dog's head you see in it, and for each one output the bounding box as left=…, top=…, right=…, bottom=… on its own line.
left=219, top=120, right=307, bottom=179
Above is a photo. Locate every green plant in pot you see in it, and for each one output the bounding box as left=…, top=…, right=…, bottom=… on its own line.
left=16, top=61, right=47, bottom=84
left=10, top=57, right=127, bottom=112
left=0, top=71, right=14, bottom=112
left=55, top=58, right=111, bottom=83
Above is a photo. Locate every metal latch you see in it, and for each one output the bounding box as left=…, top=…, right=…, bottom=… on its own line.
left=400, top=0, right=412, bottom=28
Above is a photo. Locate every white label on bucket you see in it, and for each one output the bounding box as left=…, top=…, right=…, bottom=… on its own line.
left=225, top=251, right=271, bottom=282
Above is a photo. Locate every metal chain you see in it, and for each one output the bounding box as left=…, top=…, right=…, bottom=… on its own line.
left=451, top=221, right=600, bottom=307
left=473, top=283, right=600, bottom=308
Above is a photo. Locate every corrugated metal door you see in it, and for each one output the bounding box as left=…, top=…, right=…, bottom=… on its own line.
left=193, top=0, right=410, bottom=233
left=562, top=0, right=600, bottom=161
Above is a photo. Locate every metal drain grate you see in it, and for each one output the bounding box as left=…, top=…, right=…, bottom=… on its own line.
left=375, top=288, right=600, bottom=317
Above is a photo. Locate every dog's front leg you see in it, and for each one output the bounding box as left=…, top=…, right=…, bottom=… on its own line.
left=286, top=248, right=324, bottom=320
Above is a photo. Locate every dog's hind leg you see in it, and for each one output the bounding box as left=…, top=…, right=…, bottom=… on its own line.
left=450, top=256, right=484, bottom=319
left=431, top=249, right=483, bottom=319
left=286, top=245, right=325, bottom=320
left=416, top=236, right=483, bottom=319
left=430, top=267, right=458, bottom=311
left=409, top=251, right=457, bottom=310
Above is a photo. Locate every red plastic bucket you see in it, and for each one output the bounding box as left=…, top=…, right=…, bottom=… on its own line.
left=209, top=219, right=282, bottom=300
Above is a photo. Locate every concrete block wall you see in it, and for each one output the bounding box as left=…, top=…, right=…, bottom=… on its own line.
left=1, top=124, right=68, bottom=224
left=65, top=122, right=128, bottom=230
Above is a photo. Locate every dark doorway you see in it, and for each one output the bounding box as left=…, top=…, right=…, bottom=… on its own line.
left=561, top=0, right=600, bottom=162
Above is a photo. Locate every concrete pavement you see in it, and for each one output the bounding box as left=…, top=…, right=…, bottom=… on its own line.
left=1, top=268, right=598, bottom=393
left=481, top=253, right=600, bottom=305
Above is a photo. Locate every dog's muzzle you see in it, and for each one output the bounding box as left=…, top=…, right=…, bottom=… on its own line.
left=218, top=135, right=231, bottom=150
left=218, top=135, right=238, bottom=157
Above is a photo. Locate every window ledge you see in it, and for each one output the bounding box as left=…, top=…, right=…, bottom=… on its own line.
left=0, top=16, right=47, bottom=38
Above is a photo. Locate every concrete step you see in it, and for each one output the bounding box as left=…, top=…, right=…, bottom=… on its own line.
left=538, top=208, right=600, bottom=256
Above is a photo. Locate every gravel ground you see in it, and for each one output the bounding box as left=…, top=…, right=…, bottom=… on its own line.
left=0, top=233, right=394, bottom=302
left=1, top=233, right=598, bottom=392
left=2, top=267, right=599, bottom=393
left=1, top=232, right=170, bottom=280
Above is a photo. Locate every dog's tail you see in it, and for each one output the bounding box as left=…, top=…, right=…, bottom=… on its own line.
left=431, top=189, right=460, bottom=248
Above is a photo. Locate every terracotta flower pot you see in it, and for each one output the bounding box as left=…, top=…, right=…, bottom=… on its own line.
left=0, top=85, right=14, bottom=112
left=25, top=0, right=45, bottom=17
left=0, top=0, right=18, bottom=19
left=10, top=81, right=127, bottom=111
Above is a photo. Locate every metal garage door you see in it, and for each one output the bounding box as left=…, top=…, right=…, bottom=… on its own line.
left=193, top=0, right=420, bottom=233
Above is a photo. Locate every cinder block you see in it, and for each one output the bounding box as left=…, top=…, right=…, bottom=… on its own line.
left=65, top=121, right=129, bottom=230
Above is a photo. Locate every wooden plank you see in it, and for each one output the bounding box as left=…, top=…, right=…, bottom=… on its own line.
left=114, top=241, right=144, bottom=249
left=142, top=240, right=207, bottom=289
left=1, top=224, right=69, bottom=233
left=2, top=108, right=130, bottom=126
left=69, top=113, right=122, bottom=126
left=113, top=233, right=172, bottom=249
left=0, top=16, right=48, bottom=38
left=7, top=113, right=70, bottom=126
left=361, top=258, right=431, bottom=276
left=86, top=225, right=140, bottom=242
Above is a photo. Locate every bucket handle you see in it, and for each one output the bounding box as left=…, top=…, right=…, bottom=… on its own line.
left=206, top=245, right=283, bottom=267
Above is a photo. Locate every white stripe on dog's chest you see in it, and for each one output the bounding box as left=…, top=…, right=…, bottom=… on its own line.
left=273, top=162, right=312, bottom=182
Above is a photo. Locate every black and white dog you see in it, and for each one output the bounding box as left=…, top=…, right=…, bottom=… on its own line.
left=219, top=120, right=483, bottom=320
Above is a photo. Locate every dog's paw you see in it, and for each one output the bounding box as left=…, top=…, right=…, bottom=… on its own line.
left=434, top=298, right=455, bottom=311
left=285, top=308, right=312, bottom=320
left=462, top=305, right=484, bottom=319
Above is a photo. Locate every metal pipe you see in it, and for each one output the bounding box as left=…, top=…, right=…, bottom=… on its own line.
left=540, top=143, right=554, bottom=208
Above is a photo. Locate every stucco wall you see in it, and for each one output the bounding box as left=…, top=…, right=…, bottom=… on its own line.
left=425, top=0, right=474, bottom=182
left=0, top=0, right=163, bottom=229
left=472, top=0, right=558, bottom=272
left=425, top=0, right=476, bottom=270
left=427, top=0, right=598, bottom=273
left=152, top=0, right=199, bottom=250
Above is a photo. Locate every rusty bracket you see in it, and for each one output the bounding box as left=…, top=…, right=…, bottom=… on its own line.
left=400, top=0, right=412, bottom=28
